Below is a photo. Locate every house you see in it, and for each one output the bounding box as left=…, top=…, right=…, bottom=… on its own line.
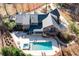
left=11, top=9, right=63, bottom=35
left=32, top=9, right=61, bottom=35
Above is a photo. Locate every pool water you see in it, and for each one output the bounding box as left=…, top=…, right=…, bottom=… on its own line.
left=31, top=41, right=52, bottom=50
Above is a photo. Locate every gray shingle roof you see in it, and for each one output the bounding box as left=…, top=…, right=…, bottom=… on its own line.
left=15, top=13, right=30, bottom=25
left=42, top=13, right=60, bottom=30
left=16, top=13, right=23, bottom=24
left=30, top=14, right=38, bottom=24
left=22, top=14, right=30, bottom=25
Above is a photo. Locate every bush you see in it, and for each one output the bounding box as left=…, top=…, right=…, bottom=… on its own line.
left=1, top=47, right=26, bottom=56
left=70, top=22, right=79, bottom=35
left=26, top=54, right=32, bottom=56
left=57, top=32, right=71, bottom=43
left=3, top=18, right=16, bottom=31
left=57, top=3, right=66, bottom=8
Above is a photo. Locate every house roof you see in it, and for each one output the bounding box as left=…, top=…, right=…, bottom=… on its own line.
left=42, top=13, right=53, bottom=28
left=16, top=13, right=23, bottom=24
left=42, top=13, right=61, bottom=30
left=15, top=13, right=30, bottom=25
left=16, top=13, right=48, bottom=25
left=22, top=14, right=30, bottom=25
left=38, top=9, right=60, bottom=23
left=50, top=9, right=60, bottom=18
left=15, top=9, right=61, bottom=31
left=30, top=14, right=38, bottom=24
left=38, top=14, right=48, bottom=23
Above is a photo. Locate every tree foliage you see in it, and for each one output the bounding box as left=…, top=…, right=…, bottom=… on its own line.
left=1, top=47, right=26, bottom=56
left=3, top=18, right=16, bottom=31
left=70, top=22, right=79, bottom=35
left=57, top=3, right=66, bottom=8
left=26, top=54, right=32, bottom=56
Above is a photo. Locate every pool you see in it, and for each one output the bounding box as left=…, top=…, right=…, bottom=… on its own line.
left=31, top=41, right=52, bottom=50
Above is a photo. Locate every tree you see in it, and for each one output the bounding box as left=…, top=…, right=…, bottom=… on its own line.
left=56, top=3, right=66, bottom=8
left=3, top=18, right=16, bottom=31
left=26, top=54, right=32, bottom=56
left=1, top=47, right=26, bottom=56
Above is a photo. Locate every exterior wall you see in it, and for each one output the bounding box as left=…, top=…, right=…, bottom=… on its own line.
left=22, top=25, right=30, bottom=30
left=15, top=24, right=30, bottom=31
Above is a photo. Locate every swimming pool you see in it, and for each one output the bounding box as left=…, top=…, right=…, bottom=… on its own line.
left=31, top=41, right=52, bottom=50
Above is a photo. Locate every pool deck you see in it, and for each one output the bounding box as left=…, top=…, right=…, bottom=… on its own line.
left=10, top=31, right=60, bottom=56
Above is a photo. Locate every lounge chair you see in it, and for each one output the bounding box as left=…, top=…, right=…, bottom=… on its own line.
left=41, top=52, right=44, bottom=56
left=41, top=52, right=46, bottom=56
left=44, top=52, right=46, bottom=56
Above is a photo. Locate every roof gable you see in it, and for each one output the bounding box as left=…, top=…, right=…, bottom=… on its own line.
left=42, top=13, right=60, bottom=30
left=50, top=9, right=60, bottom=18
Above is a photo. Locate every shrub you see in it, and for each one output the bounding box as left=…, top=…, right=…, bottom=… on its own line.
left=57, top=32, right=71, bottom=43
left=3, top=18, right=16, bottom=31
left=26, top=54, right=32, bottom=56
left=1, top=47, right=26, bottom=56
left=56, top=3, right=66, bottom=8
left=70, top=22, right=79, bottom=35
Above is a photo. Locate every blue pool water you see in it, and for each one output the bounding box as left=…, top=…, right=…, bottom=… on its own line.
left=31, top=41, right=52, bottom=50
